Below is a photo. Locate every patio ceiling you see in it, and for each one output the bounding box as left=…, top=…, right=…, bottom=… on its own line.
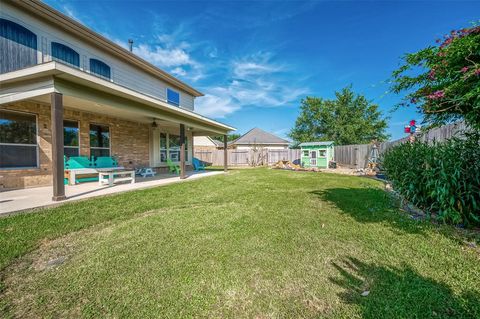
left=0, top=62, right=235, bottom=136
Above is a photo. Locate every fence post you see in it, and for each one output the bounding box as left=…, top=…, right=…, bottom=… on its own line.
left=224, top=135, right=228, bottom=172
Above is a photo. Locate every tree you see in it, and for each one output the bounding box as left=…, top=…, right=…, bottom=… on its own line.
left=289, top=87, right=389, bottom=146
left=391, top=24, right=480, bottom=129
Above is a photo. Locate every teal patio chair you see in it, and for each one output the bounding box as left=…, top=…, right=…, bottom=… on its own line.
left=192, top=157, right=205, bottom=171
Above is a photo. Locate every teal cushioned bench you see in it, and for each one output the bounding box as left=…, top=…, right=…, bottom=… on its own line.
left=93, top=156, right=119, bottom=168
left=65, top=156, right=122, bottom=184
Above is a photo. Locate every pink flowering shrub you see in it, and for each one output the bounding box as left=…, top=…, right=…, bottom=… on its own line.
left=391, top=24, right=480, bottom=129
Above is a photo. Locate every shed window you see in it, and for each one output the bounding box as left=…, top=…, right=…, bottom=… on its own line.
left=319, top=150, right=327, bottom=157
left=51, top=42, right=80, bottom=67
left=303, top=150, right=309, bottom=157
left=64, top=120, right=79, bottom=158
left=89, top=124, right=110, bottom=158
left=0, top=18, right=37, bottom=73
left=0, top=110, right=37, bottom=168
left=90, top=58, right=111, bottom=79
left=167, top=88, right=180, bottom=106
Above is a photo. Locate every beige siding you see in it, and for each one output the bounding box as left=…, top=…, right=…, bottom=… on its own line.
left=193, top=136, right=217, bottom=147
left=1, top=2, right=195, bottom=111
left=180, top=92, right=194, bottom=110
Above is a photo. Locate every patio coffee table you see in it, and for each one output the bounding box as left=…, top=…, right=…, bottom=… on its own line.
left=98, top=169, right=135, bottom=186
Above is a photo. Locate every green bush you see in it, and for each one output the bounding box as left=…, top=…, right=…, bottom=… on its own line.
left=382, top=133, right=480, bottom=226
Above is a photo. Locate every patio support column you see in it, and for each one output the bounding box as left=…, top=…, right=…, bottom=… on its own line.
left=51, top=92, right=66, bottom=201
left=180, top=124, right=186, bottom=179
left=191, top=132, right=194, bottom=159
left=224, top=135, right=228, bottom=172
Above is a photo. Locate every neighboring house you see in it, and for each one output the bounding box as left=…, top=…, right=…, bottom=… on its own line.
left=229, top=128, right=290, bottom=150
left=0, top=0, right=234, bottom=198
left=299, top=142, right=335, bottom=169
left=193, top=136, right=224, bottom=152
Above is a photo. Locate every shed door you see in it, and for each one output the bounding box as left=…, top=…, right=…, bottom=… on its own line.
left=310, top=151, right=317, bottom=166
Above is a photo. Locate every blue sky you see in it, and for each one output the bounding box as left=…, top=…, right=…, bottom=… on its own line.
left=46, top=0, right=479, bottom=140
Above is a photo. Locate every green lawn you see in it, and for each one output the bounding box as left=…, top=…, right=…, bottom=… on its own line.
left=1, top=169, right=479, bottom=318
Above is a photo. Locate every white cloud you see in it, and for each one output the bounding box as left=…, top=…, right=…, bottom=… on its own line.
left=110, top=38, right=204, bottom=82
left=196, top=53, right=308, bottom=118
left=170, top=67, right=187, bottom=77
left=195, top=93, right=240, bottom=118
left=232, top=52, right=283, bottom=77
left=133, top=44, right=193, bottom=68
left=233, top=62, right=280, bottom=77
left=63, top=5, right=85, bottom=24
left=208, top=47, right=218, bottom=58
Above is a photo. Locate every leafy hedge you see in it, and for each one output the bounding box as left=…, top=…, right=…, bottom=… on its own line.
left=382, top=133, right=480, bottom=226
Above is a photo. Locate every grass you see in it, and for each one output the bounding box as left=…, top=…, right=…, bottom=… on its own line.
left=1, top=168, right=479, bottom=318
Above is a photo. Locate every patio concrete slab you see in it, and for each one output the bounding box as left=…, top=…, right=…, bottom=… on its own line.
left=0, top=171, right=223, bottom=216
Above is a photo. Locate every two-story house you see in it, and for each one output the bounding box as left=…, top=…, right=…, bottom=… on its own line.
left=0, top=0, right=234, bottom=200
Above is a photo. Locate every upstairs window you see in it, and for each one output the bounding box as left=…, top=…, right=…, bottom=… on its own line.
left=0, top=110, right=38, bottom=168
left=90, top=58, right=111, bottom=80
left=51, top=42, right=80, bottom=68
left=167, top=88, right=180, bottom=106
left=0, top=18, right=37, bottom=73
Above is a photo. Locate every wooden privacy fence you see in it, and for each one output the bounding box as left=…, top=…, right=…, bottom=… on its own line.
left=194, top=149, right=301, bottom=167
left=195, top=122, right=467, bottom=168
left=334, top=121, right=468, bottom=168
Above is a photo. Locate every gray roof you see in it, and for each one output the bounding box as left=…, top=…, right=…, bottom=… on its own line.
left=299, top=141, right=334, bottom=147
left=211, top=138, right=224, bottom=147
left=231, top=127, right=290, bottom=145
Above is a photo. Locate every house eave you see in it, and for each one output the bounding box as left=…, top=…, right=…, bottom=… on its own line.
left=0, top=62, right=235, bottom=133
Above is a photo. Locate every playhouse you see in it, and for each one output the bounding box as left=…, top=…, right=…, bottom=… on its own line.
left=299, top=141, right=335, bottom=168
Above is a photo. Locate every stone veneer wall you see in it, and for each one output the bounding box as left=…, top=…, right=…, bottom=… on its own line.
left=0, top=100, right=153, bottom=189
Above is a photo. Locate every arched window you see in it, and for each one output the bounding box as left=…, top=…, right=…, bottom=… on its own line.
left=51, top=42, right=80, bottom=67
left=90, top=58, right=111, bottom=79
left=0, top=18, right=37, bottom=73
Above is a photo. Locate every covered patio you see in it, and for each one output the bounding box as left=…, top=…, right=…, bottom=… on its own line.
left=0, top=170, right=223, bottom=216
left=0, top=62, right=233, bottom=201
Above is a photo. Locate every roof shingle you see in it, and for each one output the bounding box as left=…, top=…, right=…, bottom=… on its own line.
left=231, top=127, right=290, bottom=145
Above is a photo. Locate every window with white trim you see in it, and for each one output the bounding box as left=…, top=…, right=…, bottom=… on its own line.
left=319, top=150, right=327, bottom=157
left=89, top=124, right=110, bottom=158
left=303, top=150, right=309, bottom=157
left=64, top=120, right=79, bottom=158
left=0, top=110, right=37, bottom=168
left=166, top=88, right=180, bottom=106
left=158, top=132, right=188, bottom=163
left=160, top=133, right=167, bottom=162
